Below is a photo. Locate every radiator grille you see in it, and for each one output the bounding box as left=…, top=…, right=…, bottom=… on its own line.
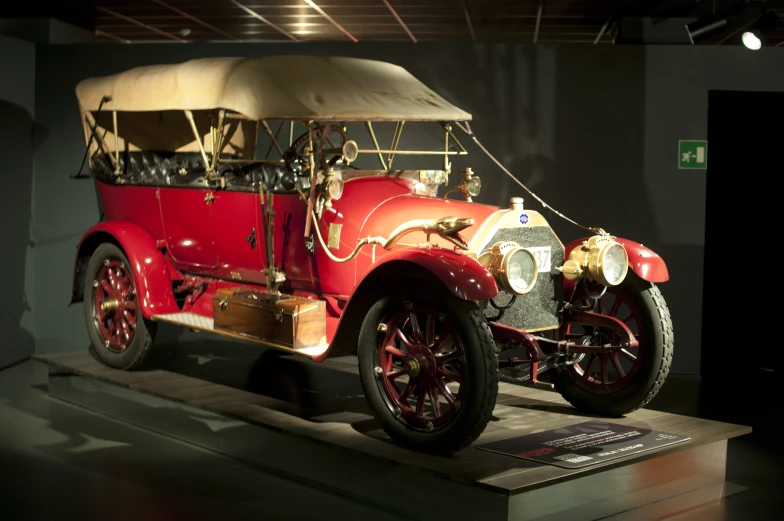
left=486, top=226, right=564, bottom=331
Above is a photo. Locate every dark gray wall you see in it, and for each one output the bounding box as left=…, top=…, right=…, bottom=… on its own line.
left=29, top=42, right=784, bottom=374
left=0, top=34, right=35, bottom=369
left=641, top=46, right=784, bottom=375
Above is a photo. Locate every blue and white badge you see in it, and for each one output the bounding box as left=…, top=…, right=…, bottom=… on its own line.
left=519, top=212, right=529, bottom=225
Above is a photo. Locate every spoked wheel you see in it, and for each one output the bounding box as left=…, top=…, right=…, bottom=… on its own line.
left=377, top=303, right=467, bottom=431
left=84, top=243, right=156, bottom=370
left=565, top=286, right=645, bottom=391
left=94, top=258, right=137, bottom=351
left=550, top=273, right=673, bottom=416
left=358, top=277, right=498, bottom=454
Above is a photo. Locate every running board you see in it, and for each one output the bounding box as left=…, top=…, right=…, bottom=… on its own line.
left=152, top=312, right=330, bottom=360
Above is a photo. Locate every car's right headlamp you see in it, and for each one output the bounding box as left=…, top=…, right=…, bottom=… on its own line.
left=479, top=241, right=538, bottom=295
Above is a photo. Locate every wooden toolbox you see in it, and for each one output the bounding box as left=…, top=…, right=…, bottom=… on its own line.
left=213, top=288, right=326, bottom=349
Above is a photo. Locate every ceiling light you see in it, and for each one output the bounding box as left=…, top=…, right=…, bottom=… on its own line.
left=742, top=31, right=761, bottom=49
left=742, top=11, right=780, bottom=50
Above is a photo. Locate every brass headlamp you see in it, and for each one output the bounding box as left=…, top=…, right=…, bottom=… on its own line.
left=444, top=167, right=481, bottom=202
left=320, top=167, right=344, bottom=209
left=479, top=241, right=538, bottom=295
left=561, top=235, right=629, bottom=287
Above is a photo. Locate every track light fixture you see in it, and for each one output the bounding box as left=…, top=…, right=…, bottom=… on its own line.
left=685, top=16, right=729, bottom=44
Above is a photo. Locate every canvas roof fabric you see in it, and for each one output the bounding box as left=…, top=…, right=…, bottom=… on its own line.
left=76, top=55, right=472, bottom=122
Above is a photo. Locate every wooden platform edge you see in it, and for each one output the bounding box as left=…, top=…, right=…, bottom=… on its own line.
left=32, top=351, right=753, bottom=498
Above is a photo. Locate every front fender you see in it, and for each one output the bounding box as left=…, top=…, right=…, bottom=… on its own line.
left=368, top=247, right=499, bottom=301
left=71, top=221, right=180, bottom=318
left=319, top=247, right=498, bottom=360
left=564, top=237, right=669, bottom=283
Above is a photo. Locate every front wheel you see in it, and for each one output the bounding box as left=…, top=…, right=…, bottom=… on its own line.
left=549, top=273, right=673, bottom=415
left=358, top=277, right=498, bottom=454
left=83, top=243, right=156, bottom=370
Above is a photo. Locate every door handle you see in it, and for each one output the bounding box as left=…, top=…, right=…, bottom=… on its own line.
left=246, top=227, right=257, bottom=249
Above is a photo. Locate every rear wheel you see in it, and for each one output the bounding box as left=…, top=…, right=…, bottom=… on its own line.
left=83, top=243, right=156, bottom=370
left=358, top=277, right=498, bottom=454
left=549, top=274, right=673, bottom=415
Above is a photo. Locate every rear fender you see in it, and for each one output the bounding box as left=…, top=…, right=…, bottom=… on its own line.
left=317, top=247, right=498, bottom=360
left=564, top=237, right=669, bottom=284
left=71, top=221, right=180, bottom=318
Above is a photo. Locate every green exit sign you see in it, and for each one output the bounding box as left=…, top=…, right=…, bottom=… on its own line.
left=678, top=140, right=707, bottom=170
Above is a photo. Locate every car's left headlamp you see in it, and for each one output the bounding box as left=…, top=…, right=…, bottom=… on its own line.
left=479, top=241, right=538, bottom=295
left=561, top=235, right=629, bottom=287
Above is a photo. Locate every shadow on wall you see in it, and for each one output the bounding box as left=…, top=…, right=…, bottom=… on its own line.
left=0, top=100, right=35, bottom=369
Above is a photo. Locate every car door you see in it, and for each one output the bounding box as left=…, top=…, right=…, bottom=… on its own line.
left=157, top=173, right=218, bottom=270
left=211, top=189, right=265, bottom=284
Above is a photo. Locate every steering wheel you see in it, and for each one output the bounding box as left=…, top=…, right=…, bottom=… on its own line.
left=284, top=124, right=348, bottom=171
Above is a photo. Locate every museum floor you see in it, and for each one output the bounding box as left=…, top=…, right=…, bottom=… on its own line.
left=0, top=352, right=781, bottom=521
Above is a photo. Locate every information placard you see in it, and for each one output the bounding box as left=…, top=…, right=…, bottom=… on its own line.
left=477, top=420, right=689, bottom=468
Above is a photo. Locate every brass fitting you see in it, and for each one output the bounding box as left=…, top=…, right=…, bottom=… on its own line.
left=560, top=235, right=629, bottom=287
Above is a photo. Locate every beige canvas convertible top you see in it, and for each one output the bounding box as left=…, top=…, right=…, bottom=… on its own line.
left=76, top=55, right=472, bottom=122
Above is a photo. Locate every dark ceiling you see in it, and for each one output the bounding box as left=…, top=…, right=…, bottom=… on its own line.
left=8, top=1, right=784, bottom=46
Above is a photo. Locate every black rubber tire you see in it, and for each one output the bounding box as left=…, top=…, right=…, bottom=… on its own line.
left=83, top=243, right=156, bottom=370
left=357, top=276, right=498, bottom=455
left=549, top=274, right=674, bottom=416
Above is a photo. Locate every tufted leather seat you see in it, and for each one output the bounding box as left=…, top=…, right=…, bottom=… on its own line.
left=91, top=152, right=307, bottom=193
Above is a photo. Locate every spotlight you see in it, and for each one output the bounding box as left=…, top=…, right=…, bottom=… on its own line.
left=742, top=11, right=780, bottom=50
left=742, top=31, right=761, bottom=49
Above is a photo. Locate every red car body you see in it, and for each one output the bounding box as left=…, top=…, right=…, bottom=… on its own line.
left=70, top=55, right=673, bottom=453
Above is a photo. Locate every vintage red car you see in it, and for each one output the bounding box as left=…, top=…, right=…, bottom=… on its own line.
left=71, top=56, right=673, bottom=454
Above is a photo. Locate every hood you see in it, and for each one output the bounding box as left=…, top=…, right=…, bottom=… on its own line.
left=329, top=177, right=498, bottom=250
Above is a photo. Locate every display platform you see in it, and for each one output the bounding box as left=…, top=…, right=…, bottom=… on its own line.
left=34, top=348, right=750, bottom=521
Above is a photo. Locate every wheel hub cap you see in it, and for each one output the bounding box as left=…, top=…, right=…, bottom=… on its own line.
left=404, top=358, right=421, bottom=378
left=100, top=298, right=120, bottom=314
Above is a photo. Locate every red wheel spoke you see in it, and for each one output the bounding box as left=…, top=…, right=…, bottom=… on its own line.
left=611, top=353, right=625, bottom=377
left=620, top=348, right=637, bottom=362
left=100, top=280, right=113, bottom=295
left=416, top=391, right=426, bottom=417
left=394, top=327, right=414, bottom=349
left=124, top=309, right=136, bottom=327
left=432, top=331, right=453, bottom=354
left=434, top=350, right=461, bottom=365
left=438, top=366, right=463, bottom=384
left=107, top=269, right=118, bottom=289
left=583, top=354, right=598, bottom=380
left=386, top=368, right=405, bottom=379
left=409, top=312, right=422, bottom=344
left=428, top=387, right=441, bottom=418
left=425, top=314, right=436, bottom=347
left=399, top=381, right=415, bottom=402
left=609, top=296, right=622, bottom=317
left=121, top=319, right=131, bottom=343
left=436, top=378, right=455, bottom=405
left=601, top=356, right=610, bottom=384
left=385, top=345, right=408, bottom=359
left=123, top=300, right=136, bottom=311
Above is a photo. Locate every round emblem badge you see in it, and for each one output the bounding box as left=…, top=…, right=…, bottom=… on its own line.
left=519, top=212, right=529, bottom=225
